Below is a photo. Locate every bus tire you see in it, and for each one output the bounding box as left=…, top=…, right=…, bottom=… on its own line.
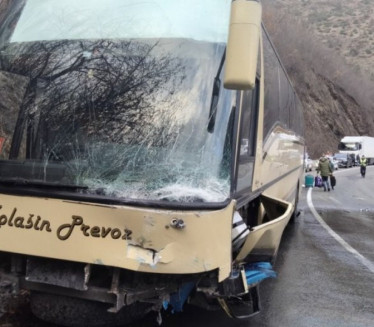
left=30, top=292, right=152, bottom=327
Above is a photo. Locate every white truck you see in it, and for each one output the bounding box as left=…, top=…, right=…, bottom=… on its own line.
left=338, top=136, right=374, bottom=165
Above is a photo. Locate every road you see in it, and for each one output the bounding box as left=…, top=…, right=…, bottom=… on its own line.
left=153, top=166, right=374, bottom=327
left=1, top=167, right=374, bottom=327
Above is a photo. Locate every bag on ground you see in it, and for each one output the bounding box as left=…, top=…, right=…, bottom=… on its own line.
left=314, top=175, right=323, bottom=187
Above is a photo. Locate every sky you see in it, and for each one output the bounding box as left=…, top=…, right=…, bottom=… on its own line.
left=11, top=0, right=231, bottom=43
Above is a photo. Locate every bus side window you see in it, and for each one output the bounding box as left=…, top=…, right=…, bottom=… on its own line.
left=240, top=79, right=259, bottom=158
left=236, top=78, right=259, bottom=192
left=262, top=30, right=280, bottom=141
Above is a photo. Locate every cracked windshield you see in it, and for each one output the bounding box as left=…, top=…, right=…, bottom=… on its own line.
left=0, top=0, right=234, bottom=203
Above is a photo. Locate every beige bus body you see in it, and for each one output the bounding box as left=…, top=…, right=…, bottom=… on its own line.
left=0, top=194, right=234, bottom=282
left=0, top=0, right=304, bottom=324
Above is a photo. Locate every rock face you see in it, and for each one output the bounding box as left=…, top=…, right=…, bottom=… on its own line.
left=263, top=0, right=374, bottom=159
left=295, top=68, right=369, bottom=158
left=265, top=0, right=374, bottom=78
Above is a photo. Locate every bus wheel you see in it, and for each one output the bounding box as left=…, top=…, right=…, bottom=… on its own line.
left=30, top=292, right=152, bottom=327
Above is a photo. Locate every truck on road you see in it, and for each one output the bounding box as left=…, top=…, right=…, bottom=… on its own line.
left=338, top=136, right=374, bottom=165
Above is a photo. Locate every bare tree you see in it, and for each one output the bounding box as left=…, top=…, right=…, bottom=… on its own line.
left=0, top=39, right=185, bottom=163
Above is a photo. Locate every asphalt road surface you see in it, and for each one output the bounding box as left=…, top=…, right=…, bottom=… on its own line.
left=1, top=166, right=374, bottom=327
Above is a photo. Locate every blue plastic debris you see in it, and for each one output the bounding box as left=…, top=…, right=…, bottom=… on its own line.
left=245, top=262, right=277, bottom=286
left=163, top=282, right=195, bottom=313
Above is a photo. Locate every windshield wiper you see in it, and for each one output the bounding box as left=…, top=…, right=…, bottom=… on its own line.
left=207, top=50, right=226, bottom=133
left=0, top=177, right=88, bottom=190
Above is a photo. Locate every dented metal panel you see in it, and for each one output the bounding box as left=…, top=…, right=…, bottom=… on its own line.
left=235, top=195, right=292, bottom=262
left=0, top=194, right=234, bottom=281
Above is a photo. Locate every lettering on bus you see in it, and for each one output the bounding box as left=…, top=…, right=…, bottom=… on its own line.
left=0, top=206, right=52, bottom=232
left=56, top=215, right=133, bottom=241
left=0, top=205, right=132, bottom=242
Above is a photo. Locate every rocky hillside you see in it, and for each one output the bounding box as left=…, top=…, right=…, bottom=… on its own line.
left=263, top=0, right=374, bottom=158
left=272, top=0, right=374, bottom=78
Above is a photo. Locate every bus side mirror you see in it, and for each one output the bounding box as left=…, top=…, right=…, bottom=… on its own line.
left=224, top=0, right=262, bottom=90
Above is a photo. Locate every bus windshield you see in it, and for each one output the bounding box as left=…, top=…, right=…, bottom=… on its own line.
left=0, top=0, right=234, bottom=204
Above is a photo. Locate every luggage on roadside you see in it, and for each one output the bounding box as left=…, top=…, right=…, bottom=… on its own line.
left=330, top=175, right=336, bottom=187
left=305, top=174, right=314, bottom=188
left=314, top=175, right=323, bottom=187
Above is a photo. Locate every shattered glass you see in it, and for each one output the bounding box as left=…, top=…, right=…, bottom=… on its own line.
left=0, top=0, right=235, bottom=204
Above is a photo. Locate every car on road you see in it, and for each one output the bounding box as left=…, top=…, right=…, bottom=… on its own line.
left=333, top=153, right=354, bottom=168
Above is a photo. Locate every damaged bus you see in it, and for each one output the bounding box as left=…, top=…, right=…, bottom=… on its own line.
left=0, top=0, right=304, bottom=325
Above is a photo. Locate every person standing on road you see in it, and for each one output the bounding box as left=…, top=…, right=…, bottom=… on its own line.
left=317, top=154, right=333, bottom=191
left=360, top=155, right=368, bottom=178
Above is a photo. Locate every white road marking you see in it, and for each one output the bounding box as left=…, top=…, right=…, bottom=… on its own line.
left=307, top=187, right=374, bottom=273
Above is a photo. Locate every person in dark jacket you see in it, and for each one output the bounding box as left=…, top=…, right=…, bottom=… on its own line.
left=317, top=154, right=333, bottom=191
left=360, top=155, right=368, bottom=178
